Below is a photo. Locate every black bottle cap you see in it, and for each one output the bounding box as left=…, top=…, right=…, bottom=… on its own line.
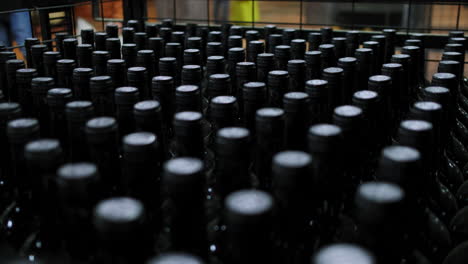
left=85, top=116, right=118, bottom=143
left=43, top=51, right=61, bottom=64
left=57, top=162, right=99, bottom=200
left=6, top=59, right=25, bottom=74
left=337, top=57, right=357, bottom=69
left=409, top=101, right=442, bottom=124
left=94, top=32, right=108, bottom=47
left=73, top=67, right=93, bottom=78
left=90, top=76, right=112, bottom=92
left=94, top=197, right=145, bottom=240
left=247, top=40, right=264, bottom=52
left=313, top=244, right=376, bottom=264
left=363, top=41, right=379, bottom=50
left=320, top=27, right=333, bottom=43
left=47, top=88, right=73, bottom=107
left=449, top=31, right=465, bottom=38
left=283, top=92, right=309, bottom=112
left=123, top=132, right=158, bottom=162
left=16, top=68, right=38, bottom=80
left=305, top=79, right=328, bottom=99
left=31, top=77, right=55, bottom=95
left=229, top=26, right=242, bottom=36
left=183, top=49, right=201, bottom=65
left=305, top=51, right=321, bottom=65
left=127, top=20, right=142, bottom=31
left=346, top=30, right=360, bottom=41
left=225, top=189, right=274, bottom=225
left=308, top=32, right=322, bottom=45
left=332, top=105, right=363, bottom=131
left=243, top=82, right=267, bottom=100
left=152, top=76, right=174, bottom=95
left=208, top=73, right=231, bottom=90
left=268, top=70, right=288, bottom=82
left=63, top=38, right=78, bottom=53
left=228, top=47, right=245, bottom=62
left=256, top=107, right=284, bottom=128
left=273, top=151, right=312, bottom=183
left=448, top=37, right=464, bottom=45
left=106, top=38, right=121, bottom=53
left=383, top=28, right=397, bottom=35
left=268, top=34, right=283, bottom=49
left=431, top=72, right=457, bottom=92
left=81, top=29, right=95, bottom=44
left=159, top=27, right=172, bottom=43
left=404, top=39, right=422, bottom=48
left=282, top=28, right=296, bottom=43
left=355, top=48, right=373, bottom=62
left=115, top=87, right=140, bottom=105
left=354, top=181, right=405, bottom=225
left=107, top=59, right=126, bottom=69
left=210, top=95, right=237, bottom=120
left=308, top=123, right=342, bottom=153
left=122, top=43, right=137, bottom=54
left=228, top=35, right=243, bottom=49
left=257, top=53, right=275, bottom=66
left=65, top=100, right=94, bottom=122
left=7, top=118, right=40, bottom=143
left=175, top=85, right=200, bottom=110
left=368, top=75, right=392, bottom=95
left=57, top=59, right=77, bottom=73
left=122, top=27, right=135, bottom=40
left=206, top=42, right=223, bottom=57
left=173, top=111, right=202, bottom=134
left=246, top=30, right=260, bottom=41
left=322, top=67, right=344, bottom=79
left=134, top=100, right=161, bottom=118
left=92, top=51, right=111, bottom=64
left=397, top=120, right=433, bottom=150
left=206, top=56, right=225, bottom=74
left=291, top=38, right=306, bottom=48
left=171, top=31, right=185, bottom=44
left=376, top=145, right=422, bottom=189
left=319, top=44, right=335, bottom=56
left=25, top=139, right=62, bottom=165
left=287, top=59, right=306, bottom=73
left=187, top=37, right=202, bottom=50
left=352, top=90, right=379, bottom=112
left=381, top=62, right=402, bottom=74
left=391, top=54, right=410, bottom=68
left=438, top=60, right=460, bottom=77
left=105, top=24, right=119, bottom=38
left=162, top=157, right=204, bottom=195
left=444, top=43, right=464, bottom=53
left=181, top=65, right=202, bottom=83
left=236, top=61, right=256, bottom=77
left=371, top=34, right=386, bottom=45
left=401, top=45, right=420, bottom=59
left=421, top=86, right=450, bottom=105
left=216, top=127, right=250, bottom=156
left=135, top=32, right=148, bottom=47
left=442, top=51, right=463, bottom=62
left=30, top=45, right=47, bottom=56
left=127, top=66, right=147, bottom=80
left=0, top=102, right=21, bottom=121
left=146, top=253, right=204, bottom=264
left=208, top=31, right=222, bottom=43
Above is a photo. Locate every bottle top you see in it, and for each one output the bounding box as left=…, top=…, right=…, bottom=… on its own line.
left=381, top=63, right=402, bottom=73
left=57, top=162, right=99, bottom=196
left=225, top=189, right=274, bottom=219
left=409, top=101, right=442, bottom=124
left=337, top=57, right=357, bottom=69
left=105, top=24, right=119, bottom=37
left=273, top=151, right=312, bottom=180
left=174, top=111, right=202, bottom=130
left=127, top=20, right=142, bottom=30
left=444, top=43, right=463, bottom=53
left=421, top=86, right=450, bottom=104
left=152, top=75, right=173, bottom=86
left=123, top=132, right=157, bottom=154
left=31, top=77, right=55, bottom=94
left=346, top=30, right=360, bottom=42
left=16, top=68, right=38, bottom=79
left=313, top=244, right=376, bottom=264
left=92, top=51, right=110, bottom=63
left=283, top=92, right=309, bottom=112
left=236, top=61, right=256, bottom=75
left=127, top=67, right=147, bottom=79
left=66, top=100, right=94, bottom=122
left=256, top=107, right=284, bottom=124
left=6, top=59, right=25, bottom=70
left=77, top=43, right=93, bottom=51
left=404, top=39, right=422, bottom=48
left=115, top=87, right=140, bottom=105
left=134, top=100, right=161, bottom=118
left=73, top=67, right=94, bottom=77
left=63, top=38, right=78, bottom=45
left=401, top=45, right=420, bottom=57
left=122, top=43, right=137, bottom=54
left=107, top=59, right=126, bottom=68
left=305, top=51, right=322, bottom=64
left=431, top=72, right=457, bottom=90
left=47, top=88, right=73, bottom=107
left=228, top=47, right=245, bottom=61
left=257, top=53, right=275, bottom=65
left=90, top=75, right=112, bottom=91
left=308, top=32, right=322, bottom=42
left=333, top=105, right=363, bottom=130
left=216, top=127, right=250, bottom=155
left=228, top=35, right=243, bottom=47
left=248, top=40, right=264, bottom=49
left=146, top=253, right=204, bottom=264
left=363, top=41, right=379, bottom=48
left=287, top=59, right=306, bottom=71
left=175, top=85, right=200, bottom=107
left=322, top=67, right=344, bottom=77
left=7, top=118, right=40, bottom=143
left=210, top=96, right=237, bottom=121
left=449, top=31, right=465, bottom=38
left=0, top=102, right=21, bottom=120
left=352, top=90, right=379, bottom=111
left=43, top=51, right=61, bottom=64
left=268, top=70, right=288, bottom=83
left=30, top=45, right=47, bottom=56
left=162, top=157, right=204, bottom=194
left=391, top=54, right=410, bottom=67
left=24, top=138, right=62, bottom=164
left=355, top=48, right=373, bottom=61
left=243, top=82, right=267, bottom=100
left=305, top=79, right=328, bottom=99
left=354, top=181, right=405, bottom=225
left=275, top=45, right=291, bottom=57
left=397, top=120, right=433, bottom=150
left=145, top=23, right=158, bottom=37
left=319, top=44, right=335, bottom=55
left=371, top=34, right=386, bottom=44
left=438, top=60, right=460, bottom=77
left=85, top=116, right=118, bottom=136
left=229, top=26, right=242, bottom=36
left=94, top=197, right=145, bottom=236
left=368, top=75, right=392, bottom=94
left=171, top=31, right=185, bottom=43
left=308, top=123, right=343, bottom=153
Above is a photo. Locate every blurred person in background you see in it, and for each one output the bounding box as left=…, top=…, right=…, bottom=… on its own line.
left=0, top=1, right=32, bottom=56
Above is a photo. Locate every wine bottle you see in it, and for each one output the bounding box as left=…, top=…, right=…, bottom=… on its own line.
left=128, top=66, right=150, bottom=99
left=308, top=32, right=322, bottom=51
left=30, top=45, right=47, bottom=76
left=305, top=79, right=330, bottom=125
left=106, top=24, right=119, bottom=38
left=256, top=53, right=274, bottom=83
left=242, top=82, right=267, bottom=133
left=81, top=28, right=95, bottom=46
left=312, top=243, right=376, bottom=264
left=337, top=57, right=357, bottom=101
left=291, top=39, right=306, bottom=60
left=89, top=76, right=115, bottom=116
left=31, top=77, right=55, bottom=136
left=345, top=31, right=360, bottom=57
left=92, top=51, right=110, bottom=76
left=135, top=32, right=148, bottom=51
left=16, top=68, right=38, bottom=116
left=66, top=100, right=94, bottom=161
left=115, top=87, right=140, bottom=136
left=268, top=70, right=289, bottom=107
left=43, top=51, right=61, bottom=80
left=5, top=59, right=25, bottom=101
left=322, top=67, right=344, bottom=109
left=63, top=38, right=77, bottom=61
left=106, top=38, right=122, bottom=60
left=47, top=88, right=72, bottom=148
left=122, top=43, right=138, bottom=68
left=288, top=60, right=306, bottom=92
left=305, top=51, right=321, bottom=80
left=56, top=59, right=76, bottom=88
left=283, top=92, right=309, bottom=150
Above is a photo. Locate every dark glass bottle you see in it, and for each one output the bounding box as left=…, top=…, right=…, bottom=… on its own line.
left=66, top=100, right=94, bottom=161
left=432, top=72, right=458, bottom=113
left=254, top=108, right=284, bottom=190
left=122, top=43, right=138, bottom=68
left=30, top=45, right=47, bottom=76
left=275, top=45, right=291, bottom=71
left=305, top=51, right=322, bottom=80
left=151, top=76, right=175, bottom=130
left=0, top=52, right=16, bottom=99
left=319, top=44, right=336, bottom=69
left=332, top=37, right=346, bottom=60
left=181, top=65, right=203, bottom=89
left=288, top=60, right=306, bottom=92
left=382, top=28, right=396, bottom=62
left=207, top=42, right=223, bottom=57
left=165, top=43, right=183, bottom=65
left=55, top=32, right=70, bottom=55
left=56, top=59, right=76, bottom=88
left=43, top=51, right=61, bottom=79
left=121, top=132, right=160, bottom=211
left=355, top=48, right=373, bottom=92
left=371, top=34, right=386, bottom=69
left=24, top=37, right=40, bottom=68
left=76, top=44, right=93, bottom=69
left=245, top=30, right=259, bottom=43
left=47, top=88, right=72, bottom=147
left=133, top=100, right=165, bottom=159
left=184, top=49, right=202, bottom=66
left=31, top=77, right=55, bottom=135
left=92, top=50, right=110, bottom=76
left=227, top=47, right=245, bottom=88
left=128, top=19, right=142, bottom=31
left=221, top=190, right=274, bottom=264
left=272, top=150, right=314, bottom=264
left=94, top=32, right=108, bottom=51
left=268, top=70, right=289, bottom=107
left=16, top=68, right=38, bottom=116
left=337, top=57, right=357, bottom=101
left=160, top=157, right=207, bottom=258
left=159, top=57, right=178, bottom=85
left=227, top=35, right=242, bottom=50
left=106, top=24, right=119, bottom=38
left=402, top=45, right=423, bottom=96
left=368, top=75, right=393, bottom=143
left=187, top=37, right=204, bottom=62
left=160, top=27, right=172, bottom=45
left=115, top=87, right=140, bottom=136
left=137, top=50, right=157, bottom=80
left=106, top=37, right=122, bottom=60
left=72, top=67, right=93, bottom=100
left=107, top=59, right=126, bottom=89
left=208, top=31, right=222, bottom=43
left=256, top=53, right=275, bottom=83
left=209, top=96, right=238, bottom=134
left=305, top=79, right=330, bottom=125
left=135, top=32, right=148, bottom=51
left=264, top=25, right=277, bottom=52
left=128, top=66, right=149, bottom=99
left=391, top=54, right=411, bottom=107
left=381, top=63, right=406, bottom=121
left=308, top=32, right=322, bottom=51
left=363, top=41, right=380, bottom=75
left=122, top=27, right=135, bottom=44
left=235, top=62, right=256, bottom=101
left=63, top=38, right=78, bottom=60
left=170, top=111, right=204, bottom=159
left=85, top=117, right=120, bottom=194
left=322, top=67, right=344, bottom=109
left=5, top=59, right=25, bottom=101
left=312, top=244, right=376, bottom=264
left=94, top=197, right=152, bottom=264
left=89, top=76, right=115, bottom=116
left=290, top=39, right=306, bottom=60
left=283, top=92, right=309, bottom=150
left=247, top=41, right=264, bottom=63
left=268, top=34, right=283, bottom=54
left=81, top=28, right=95, bottom=46
left=345, top=31, right=360, bottom=57
left=175, top=85, right=203, bottom=113
left=206, top=56, right=226, bottom=80
left=242, top=82, right=267, bottom=133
